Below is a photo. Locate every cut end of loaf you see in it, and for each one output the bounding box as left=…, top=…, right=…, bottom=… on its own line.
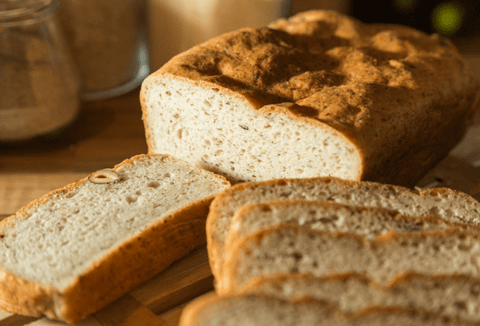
left=142, top=77, right=363, bottom=183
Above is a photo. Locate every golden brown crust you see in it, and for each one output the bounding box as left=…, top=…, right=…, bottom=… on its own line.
left=0, top=154, right=230, bottom=324
left=222, top=225, right=480, bottom=292
left=143, top=10, right=479, bottom=187
left=139, top=84, right=154, bottom=154
left=236, top=272, right=373, bottom=294
left=179, top=291, right=474, bottom=325
left=178, top=292, right=221, bottom=326
left=236, top=270, right=480, bottom=297
left=206, top=176, right=480, bottom=283
left=350, top=306, right=473, bottom=325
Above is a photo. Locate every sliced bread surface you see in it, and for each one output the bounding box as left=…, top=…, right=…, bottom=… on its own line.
left=207, top=177, right=480, bottom=282
left=178, top=292, right=473, bottom=326
left=237, top=273, right=480, bottom=322
left=141, top=10, right=478, bottom=186
left=226, top=199, right=477, bottom=251
left=0, top=154, right=230, bottom=323
left=221, top=226, right=480, bottom=293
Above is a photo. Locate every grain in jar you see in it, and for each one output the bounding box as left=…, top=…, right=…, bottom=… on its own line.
left=0, top=0, right=80, bottom=142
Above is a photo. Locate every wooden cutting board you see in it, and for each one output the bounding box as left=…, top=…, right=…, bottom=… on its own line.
left=1, top=116, right=480, bottom=326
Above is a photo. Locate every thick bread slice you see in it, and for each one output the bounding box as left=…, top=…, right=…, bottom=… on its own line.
left=237, top=273, right=480, bottom=322
left=226, top=199, right=478, bottom=251
left=178, top=292, right=473, bottom=326
left=0, top=154, right=230, bottom=324
left=221, top=226, right=480, bottom=293
left=141, top=9, right=478, bottom=186
left=207, top=177, right=480, bottom=282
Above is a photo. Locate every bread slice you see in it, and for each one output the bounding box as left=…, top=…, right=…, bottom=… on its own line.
left=221, top=226, right=480, bottom=293
left=0, top=154, right=230, bottom=323
left=226, top=199, right=478, bottom=252
left=207, top=177, right=480, bottom=282
left=140, top=10, right=478, bottom=186
left=178, top=292, right=473, bottom=326
left=236, top=273, right=480, bottom=322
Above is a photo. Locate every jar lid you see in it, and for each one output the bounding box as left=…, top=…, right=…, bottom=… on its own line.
left=0, top=0, right=57, bottom=26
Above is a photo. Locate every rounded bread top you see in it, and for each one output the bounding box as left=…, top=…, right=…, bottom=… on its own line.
left=156, top=10, right=474, bottom=132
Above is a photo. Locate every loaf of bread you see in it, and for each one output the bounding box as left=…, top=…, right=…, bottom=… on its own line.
left=0, top=154, right=230, bottom=323
left=178, top=292, right=473, bottom=326
left=221, top=226, right=480, bottom=292
left=237, top=273, right=480, bottom=322
left=207, top=177, right=480, bottom=283
left=226, top=199, right=477, bottom=252
left=140, top=10, right=478, bottom=186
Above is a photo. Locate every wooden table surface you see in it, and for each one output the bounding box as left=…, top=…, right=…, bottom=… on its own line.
left=1, top=43, right=480, bottom=325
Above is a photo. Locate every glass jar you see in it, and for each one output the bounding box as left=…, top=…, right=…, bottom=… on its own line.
left=0, top=0, right=81, bottom=142
left=58, top=0, right=149, bottom=101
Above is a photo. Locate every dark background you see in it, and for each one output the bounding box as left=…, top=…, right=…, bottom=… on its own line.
left=350, top=0, right=480, bottom=38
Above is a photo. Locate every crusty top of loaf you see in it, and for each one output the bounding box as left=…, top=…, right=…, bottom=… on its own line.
left=156, top=10, right=477, bottom=140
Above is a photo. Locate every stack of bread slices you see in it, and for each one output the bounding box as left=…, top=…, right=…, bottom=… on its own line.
left=179, top=177, right=480, bottom=326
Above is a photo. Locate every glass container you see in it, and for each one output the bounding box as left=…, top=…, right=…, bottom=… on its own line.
left=58, top=0, right=149, bottom=101
left=0, top=0, right=81, bottom=142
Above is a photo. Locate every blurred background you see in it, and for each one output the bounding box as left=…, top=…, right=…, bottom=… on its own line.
left=148, top=0, right=480, bottom=70
left=294, top=0, right=480, bottom=37
left=1, top=0, right=479, bottom=214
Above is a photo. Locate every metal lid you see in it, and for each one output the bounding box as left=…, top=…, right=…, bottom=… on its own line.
left=0, top=0, right=57, bottom=26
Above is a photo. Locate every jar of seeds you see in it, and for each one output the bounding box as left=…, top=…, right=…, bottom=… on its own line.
left=0, top=0, right=81, bottom=142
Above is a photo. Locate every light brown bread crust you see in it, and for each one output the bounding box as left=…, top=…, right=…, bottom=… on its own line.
left=178, top=291, right=475, bottom=326
left=235, top=272, right=480, bottom=322
left=238, top=271, right=480, bottom=294
left=222, top=226, right=480, bottom=292
left=206, top=177, right=480, bottom=283
left=0, top=154, right=230, bottom=323
left=225, top=199, right=480, bottom=251
left=141, top=9, right=479, bottom=187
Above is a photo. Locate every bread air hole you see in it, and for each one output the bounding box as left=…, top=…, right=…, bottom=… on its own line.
left=126, top=196, right=137, bottom=204
left=470, top=287, right=480, bottom=296
left=458, top=244, right=471, bottom=251
left=261, top=205, right=272, bottom=212
left=292, top=252, right=303, bottom=261
left=65, top=192, right=77, bottom=198
left=148, top=181, right=160, bottom=188
left=455, top=301, right=467, bottom=311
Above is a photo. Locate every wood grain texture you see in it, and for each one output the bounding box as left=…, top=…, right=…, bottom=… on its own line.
left=0, top=173, right=87, bottom=215
left=0, top=88, right=148, bottom=174
left=93, top=295, right=164, bottom=326
left=129, top=247, right=213, bottom=315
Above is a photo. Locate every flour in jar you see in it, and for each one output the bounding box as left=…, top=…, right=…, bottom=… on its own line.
left=0, top=0, right=80, bottom=142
